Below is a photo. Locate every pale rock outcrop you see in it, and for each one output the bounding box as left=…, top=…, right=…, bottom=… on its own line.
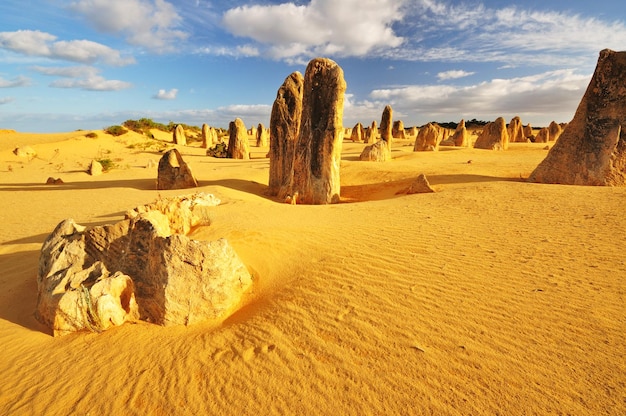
left=508, top=116, right=526, bottom=143
left=359, top=140, right=391, bottom=162
left=157, top=148, right=198, bottom=190
left=268, top=71, right=304, bottom=197
left=451, top=119, right=469, bottom=147
left=380, top=106, right=393, bottom=149
left=227, top=118, right=250, bottom=159
left=291, top=58, right=346, bottom=204
left=13, top=146, right=37, bottom=158
left=474, top=117, right=509, bottom=150
left=407, top=126, right=418, bottom=138
left=548, top=121, right=563, bottom=142
left=406, top=174, right=435, bottom=194
left=414, top=123, right=444, bottom=151
left=365, top=121, right=378, bottom=144
left=36, top=193, right=252, bottom=336
left=524, top=124, right=534, bottom=140
left=201, top=124, right=211, bottom=149
left=529, top=49, right=626, bottom=185
left=535, top=128, right=550, bottom=143
left=89, top=159, right=103, bottom=176
left=256, top=123, right=269, bottom=147
left=392, top=120, right=406, bottom=139
left=350, top=122, right=364, bottom=143
left=173, top=124, right=187, bottom=146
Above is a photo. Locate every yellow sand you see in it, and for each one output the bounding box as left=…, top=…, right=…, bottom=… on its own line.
left=1, top=129, right=624, bottom=415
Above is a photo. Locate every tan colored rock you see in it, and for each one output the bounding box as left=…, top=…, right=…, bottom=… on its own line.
left=89, top=159, right=103, bottom=176
left=227, top=118, right=250, bottom=159
left=414, top=123, right=444, bottom=151
left=201, top=124, right=211, bottom=149
left=508, top=116, right=525, bottom=143
left=392, top=120, right=406, bottom=139
left=407, top=126, right=418, bottom=138
left=529, top=49, right=626, bottom=185
left=451, top=119, right=469, bottom=147
left=380, top=105, right=393, bottom=149
left=256, top=123, right=269, bottom=147
left=156, top=148, right=198, bottom=190
left=474, top=117, right=509, bottom=150
left=359, top=140, right=391, bottom=162
left=173, top=124, right=187, bottom=146
left=46, top=177, right=64, bottom=185
left=523, top=123, right=533, bottom=140
left=350, top=122, right=364, bottom=143
left=535, top=127, right=549, bottom=143
left=365, top=121, right=378, bottom=144
left=268, top=71, right=304, bottom=197
left=291, top=58, right=346, bottom=204
left=406, top=174, right=435, bottom=194
left=13, top=146, right=37, bottom=158
left=548, top=121, right=563, bottom=142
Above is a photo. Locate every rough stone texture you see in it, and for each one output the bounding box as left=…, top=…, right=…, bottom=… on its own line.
left=156, top=148, right=198, bottom=190
left=524, top=124, right=533, bottom=140
left=13, top=146, right=37, bottom=158
left=414, top=123, right=444, bottom=151
left=452, top=119, right=469, bottom=147
left=392, top=120, right=406, bottom=139
left=89, top=159, right=103, bottom=176
left=407, top=126, right=418, bottom=138
left=359, top=140, right=391, bottom=162
left=508, top=116, right=526, bottom=143
left=474, top=117, right=509, bottom=150
left=227, top=118, right=250, bottom=159
left=291, top=58, right=346, bottom=204
left=535, top=127, right=550, bottom=143
left=407, top=174, right=435, bottom=194
left=201, top=124, right=211, bottom=149
left=365, top=121, right=378, bottom=144
left=268, top=71, right=304, bottom=197
left=173, top=124, right=187, bottom=146
left=36, top=194, right=252, bottom=336
left=46, top=177, right=64, bottom=185
left=529, top=49, right=626, bottom=186
left=548, top=121, right=563, bottom=142
left=380, top=105, right=393, bottom=149
left=350, top=122, right=364, bottom=143
left=256, top=123, right=269, bottom=147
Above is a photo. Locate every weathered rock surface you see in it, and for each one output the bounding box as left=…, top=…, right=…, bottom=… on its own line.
left=359, top=140, right=391, bottom=162
left=380, top=105, right=393, bottom=149
left=451, top=119, right=469, bottom=147
left=256, top=123, right=269, bottom=147
left=474, top=117, right=509, bottom=150
left=392, top=120, right=406, bottom=139
left=350, top=122, right=364, bottom=143
left=13, top=146, right=37, bottom=158
left=227, top=118, right=250, bottom=159
left=46, top=177, right=64, bottom=185
left=201, top=124, right=211, bottom=149
left=414, top=123, right=444, bottom=151
left=291, top=58, right=346, bottom=204
left=548, top=121, right=563, bottom=142
left=268, top=71, right=304, bottom=197
left=365, top=121, right=378, bottom=144
left=524, top=123, right=534, bottom=140
left=535, top=127, right=550, bottom=143
left=157, top=148, right=198, bottom=190
left=89, top=159, right=103, bottom=176
left=407, top=174, right=435, bottom=194
left=529, top=49, right=626, bottom=185
left=508, top=116, right=525, bottom=143
left=173, top=124, right=187, bottom=146
left=36, top=193, right=252, bottom=336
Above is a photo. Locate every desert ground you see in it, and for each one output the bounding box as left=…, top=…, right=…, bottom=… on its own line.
left=0, top=127, right=624, bottom=415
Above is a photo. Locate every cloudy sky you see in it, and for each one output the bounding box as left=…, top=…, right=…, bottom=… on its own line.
left=0, top=0, right=624, bottom=132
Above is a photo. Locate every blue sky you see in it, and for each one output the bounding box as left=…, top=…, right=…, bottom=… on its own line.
left=0, top=0, right=624, bottom=132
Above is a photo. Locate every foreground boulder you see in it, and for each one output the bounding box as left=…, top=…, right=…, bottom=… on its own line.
left=268, top=71, right=304, bottom=197
left=414, top=123, right=444, bottom=151
left=157, top=148, right=198, bottom=190
left=529, top=49, right=626, bottom=185
left=291, top=57, right=346, bottom=204
left=359, top=140, right=391, bottom=161
left=36, top=193, right=252, bottom=336
left=474, top=117, right=509, bottom=150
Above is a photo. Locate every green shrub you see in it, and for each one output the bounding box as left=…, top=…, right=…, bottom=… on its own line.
left=206, top=142, right=228, bottom=158
left=85, top=132, right=98, bottom=138
left=96, top=158, right=116, bottom=172
left=104, top=125, right=127, bottom=136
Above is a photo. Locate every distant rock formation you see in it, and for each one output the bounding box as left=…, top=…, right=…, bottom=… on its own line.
left=451, top=119, right=469, bottom=147
left=529, top=49, right=626, bottom=185
left=13, top=145, right=36, bottom=159
left=474, top=117, right=509, bottom=150
left=508, top=116, right=525, bottom=143
left=524, top=123, right=534, bottom=141
left=173, top=124, right=187, bottom=146
left=548, top=121, right=563, bottom=142
left=157, top=148, right=198, bottom=190
left=414, top=123, right=444, bottom=151
left=359, top=140, right=391, bottom=161
left=407, top=126, right=418, bottom=138
left=350, top=122, right=364, bottom=143
left=227, top=118, right=250, bottom=159
left=380, top=105, right=393, bottom=149
left=268, top=71, right=304, bottom=197
left=535, top=127, right=549, bottom=143
left=36, top=193, right=252, bottom=336
left=256, top=123, right=269, bottom=147
left=365, top=121, right=378, bottom=144
left=291, top=58, right=346, bottom=204
left=392, top=120, right=406, bottom=139
left=201, top=124, right=211, bottom=149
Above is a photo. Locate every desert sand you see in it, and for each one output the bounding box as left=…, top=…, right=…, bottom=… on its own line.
left=1, top=128, right=624, bottom=415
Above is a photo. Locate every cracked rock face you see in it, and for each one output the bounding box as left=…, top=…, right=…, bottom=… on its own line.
left=529, top=49, right=626, bottom=186
left=36, top=193, right=253, bottom=336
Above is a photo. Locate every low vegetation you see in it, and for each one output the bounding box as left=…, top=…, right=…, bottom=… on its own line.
left=104, top=125, right=127, bottom=136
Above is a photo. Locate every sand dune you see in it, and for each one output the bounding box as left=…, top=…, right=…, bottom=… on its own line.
left=1, top=130, right=624, bottom=415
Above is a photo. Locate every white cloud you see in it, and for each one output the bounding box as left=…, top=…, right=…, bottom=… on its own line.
left=0, top=75, right=30, bottom=88
left=153, top=88, right=178, bottom=100
left=437, top=70, right=475, bottom=81
left=32, top=65, right=132, bottom=91
left=69, top=0, right=188, bottom=52
left=0, top=30, right=135, bottom=66
left=196, top=44, right=260, bottom=58
left=0, top=97, right=14, bottom=105
left=222, top=0, right=406, bottom=60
